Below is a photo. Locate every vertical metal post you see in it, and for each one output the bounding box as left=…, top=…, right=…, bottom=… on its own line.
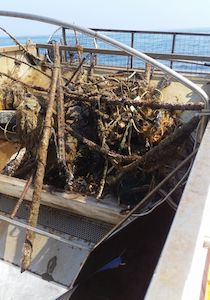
left=170, top=33, right=176, bottom=69
left=62, top=27, right=67, bottom=62
left=93, top=35, right=98, bottom=66
left=130, top=32, right=134, bottom=68
left=36, top=47, right=40, bottom=57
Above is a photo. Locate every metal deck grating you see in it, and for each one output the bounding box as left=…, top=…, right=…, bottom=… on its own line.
left=0, top=194, right=112, bottom=244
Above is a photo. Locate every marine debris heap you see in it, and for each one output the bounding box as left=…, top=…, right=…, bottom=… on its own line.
left=0, top=29, right=204, bottom=271
left=0, top=39, right=203, bottom=206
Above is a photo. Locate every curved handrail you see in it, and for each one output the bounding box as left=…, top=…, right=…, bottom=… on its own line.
left=0, top=10, right=208, bottom=104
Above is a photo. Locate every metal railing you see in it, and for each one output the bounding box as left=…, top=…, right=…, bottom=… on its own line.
left=54, top=27, right=210, bottom=75
left=89, top=28, right=210, bottom=74
left=0, top=11, right=208, bottom=103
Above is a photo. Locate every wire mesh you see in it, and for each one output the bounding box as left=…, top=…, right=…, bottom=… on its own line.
left=133, top=33, right=174, bottom=54
left=90, top=30, right=210, bottom=74
left=172, top=34, right=210, bottom=73
left=95, top=31, right=132, bottom=49
left=96, top=54, right=131, bottom=68
left=10, top=26, right=210, bottom=74
left=174, top=34, right=210, bottom=56
left=0, top=194, right=112, bottom=244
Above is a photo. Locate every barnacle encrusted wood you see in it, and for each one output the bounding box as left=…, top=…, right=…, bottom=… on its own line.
left=21, top=44, right=60, bottom=272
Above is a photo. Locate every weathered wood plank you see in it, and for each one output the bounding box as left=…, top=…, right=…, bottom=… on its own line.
left=0, top=174, right=123, bottom=224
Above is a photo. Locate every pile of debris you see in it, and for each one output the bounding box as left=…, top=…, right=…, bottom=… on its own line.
left=0, top=52, right=201, bottom=204
left=0, top=38, right=204, bottom=272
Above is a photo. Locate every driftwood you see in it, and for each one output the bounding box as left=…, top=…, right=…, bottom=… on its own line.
left=96, top=159, right=108, bottom=199
left=65, top=125, right=140, bottom=165
left=104, top=98, right=205, bottom=111
left=65, top=57, right=86, bottom=86
left=10, top=174, right=33, bottom=218
left=21, top=44, right=60, bottom=272
left=0, top=26, right=41, bottom=64
left=57, top=68, right=66, bottom=164
left=108, top=115, right=200, bottom=184
left=65, top=93, right=205, bottom=111
left=74, top=30, right=83, bottom=63
left=3, top=68, right=200, bottom=114
left=145, top=63, right=153, bottom=85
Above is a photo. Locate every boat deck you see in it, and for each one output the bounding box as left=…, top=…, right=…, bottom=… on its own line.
left=0, top=193, right=113, bottom=293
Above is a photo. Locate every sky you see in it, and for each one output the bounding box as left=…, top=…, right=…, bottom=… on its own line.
left=0, top=0, right=210, bottom=36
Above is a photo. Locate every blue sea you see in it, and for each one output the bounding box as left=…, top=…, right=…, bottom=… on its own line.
left=1, top=29, right=210, bottom=74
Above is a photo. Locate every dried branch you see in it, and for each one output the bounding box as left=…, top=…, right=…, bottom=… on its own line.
left=145, top=63, right=153, bottom=86
left=21, top=44, right=60, bottom=272
left=65, top=57, right=86, bottom=86
left=57, top=68, right=66, bottom=163
left=117, top=98, right=205, bottom=111
left=0, top=26, right=41, bottom=63
left=65, top=124, right=140, bottom=165
left=64, top=93, right=205, bottom=111
left=10, top=174, right=33, bottom=218
left=96, top=159, right=108, bottom=199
